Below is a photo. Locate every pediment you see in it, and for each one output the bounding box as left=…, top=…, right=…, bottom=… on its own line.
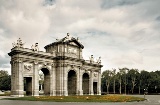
left=69, top=41, right=79, bottom=46
left=68, top=38, right=84, bottom=49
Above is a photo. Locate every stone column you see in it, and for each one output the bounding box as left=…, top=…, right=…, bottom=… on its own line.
left=97, top=70, right=101, bottom=95
left=56, top=63, right=63, bottom=96
left=90, top=71, right=94, bottom=95
left=60, top=63, right=64, bottom=96
left=79, top=69, right=83, bottom=95
left=50, top=63, right=56, bottom=96
left=11, top=59, right=24, bottom=97
left=79, top=48, right=83, bottom=59
left=11, top=61, right=16, bottom=95
left=33, top=61, right=39, bottom=96
left=63, top=64, right=68, bottom=96
left=76, top=67, right=80, bottom=95
left=49, top=65, right=53, bottom=96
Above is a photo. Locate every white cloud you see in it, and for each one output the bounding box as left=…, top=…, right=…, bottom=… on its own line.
left=0, top=0, right=160, bottom=73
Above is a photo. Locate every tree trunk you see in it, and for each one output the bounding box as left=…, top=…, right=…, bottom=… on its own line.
left=119, top=82, right=121, bottom=94
left=139, top=86, right=141, bottom=94
left=119, top=79, right=122, bottom=94
left=107, top=84, right=110, bottom=94
left=131, top=78, right=136, bottom=94
left=131, top=86, right=134, bottom=94
left=113, top=79, right=115, bottom=94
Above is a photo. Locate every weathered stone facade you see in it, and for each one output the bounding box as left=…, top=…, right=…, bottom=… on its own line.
left=8, top=33, right=103, bottom=96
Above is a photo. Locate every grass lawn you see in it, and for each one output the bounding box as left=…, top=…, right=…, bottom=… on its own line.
left=3, top=95, right=145, bottom=102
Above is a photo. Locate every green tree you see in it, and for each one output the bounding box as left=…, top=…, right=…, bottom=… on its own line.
left=127, top=69, right=139, bottom=94
left=140, top=70, right=151, bottom=92
left=0, top=70, right=11, bottom=90
left=111, top=69, right=116, bottom=94
left=117, top=68, right=126, bottom=94
left=102, top=68, right=160, bottom=94
left=0, top=70, right=8, bottom=77
left=102, top=70, right=112, bottom=94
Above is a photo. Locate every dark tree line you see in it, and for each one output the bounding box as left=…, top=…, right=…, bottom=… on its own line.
left=0, top=70, right=11, bottom=90
left=101, top=68, right=160, bottom=94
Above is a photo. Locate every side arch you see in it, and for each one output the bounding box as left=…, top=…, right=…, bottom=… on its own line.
left=39, top=67, right=50, bottom=95
left=67, top=70, right=77, bottom=95
left=82, top=72, right=89, bottom=94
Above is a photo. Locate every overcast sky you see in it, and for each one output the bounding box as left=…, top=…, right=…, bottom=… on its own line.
left=0, top=0, right=160, bottom=73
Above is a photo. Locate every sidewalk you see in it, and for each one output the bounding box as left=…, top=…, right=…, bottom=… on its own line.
left=0, top=96, right=16, bottom=99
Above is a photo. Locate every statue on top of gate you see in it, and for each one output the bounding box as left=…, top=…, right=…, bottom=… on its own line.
left=31, top=43, right=39, bottom=51
left=12, top=38, right=24, bottom=48
left=97, top=57, right=101, bottom=64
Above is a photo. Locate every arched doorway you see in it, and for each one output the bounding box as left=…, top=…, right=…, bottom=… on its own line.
left=68, top=70, right=77, bottom=95
left=82, top=73, right=89, bottom=94
left=40, top=68, right=50, bottom=95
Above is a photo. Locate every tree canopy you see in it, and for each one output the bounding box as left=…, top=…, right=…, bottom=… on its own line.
left=102, top=68, right=160, bottom=94
left=0, top=70, right=11, bottom=90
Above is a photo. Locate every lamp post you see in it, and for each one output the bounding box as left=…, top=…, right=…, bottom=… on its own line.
left=155, top=86, right=157, bottom=93
left=144, top=89, right=145, bottom=99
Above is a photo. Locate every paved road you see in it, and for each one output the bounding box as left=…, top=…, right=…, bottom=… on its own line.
left=0, top=95, right=160, bottom=105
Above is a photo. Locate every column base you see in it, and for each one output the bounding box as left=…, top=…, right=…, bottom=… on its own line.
left=89, top=92, right=94, bottom=95
left=11, top=95, right=24, bottom=97
left=33, top=90, right=39, bottom=96
left=97, top=90, right=101, bottom=95
left=50, top=90, right=56, bottom=96
left=78, top=90, right=83, bottom=95
left=56, top=90, right=68, bottom=96
left=11, top=90, right=24, bottom=97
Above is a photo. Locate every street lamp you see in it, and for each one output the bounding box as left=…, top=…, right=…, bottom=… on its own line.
left=155, top=86, right=157, bottom=93
left=144, top=89, right=145, bottom=99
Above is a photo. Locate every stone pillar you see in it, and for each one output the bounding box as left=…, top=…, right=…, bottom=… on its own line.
left=56, top=63, right=63, bottom=96
left=11, top=61, right=16, bottom=95
left=50, top=63, right=56, bottom=96
left=97, top=70, right=101, bottom=95
left=76, top=67, right=80, bottom=95
left=79, top=69, right=83, bottom=95
left=79, top=48, right=83, bottom=59
left=63, top=64, right=68, bottom=96
left=60, top=63, right=64, bottom=96
left=90, top=71, right=94, bottom=95
left=11, top=59, right=24, bottom=97
left=33, top=61, right=39, bottom=96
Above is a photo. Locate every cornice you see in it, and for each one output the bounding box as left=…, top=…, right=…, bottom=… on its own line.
left=8, top=48, right=54, bottom=60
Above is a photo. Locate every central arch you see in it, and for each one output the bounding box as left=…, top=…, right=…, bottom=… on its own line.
left=68, top=70, right=77, bottom=95
left=82, top=73, right=89, bottom=94
left=40, top=68, right=50, bottom=95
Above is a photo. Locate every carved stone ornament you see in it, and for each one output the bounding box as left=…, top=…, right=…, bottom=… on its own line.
left=71, top=65, right=75, bottom=69
left=80, top=66, right=85, bottom=70
left=24, top=65, right=32, bottom=71
left=94, top=72, right=98, bottom=77
left=34, top=61, right=38, bottom=65
left=51, top=63, right=56, bottom=67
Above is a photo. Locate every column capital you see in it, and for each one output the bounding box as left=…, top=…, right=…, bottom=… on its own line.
left=34, top=61, right=38, bottom=65
left=90, top=70, right=94, bottom=73
left=14, top=59, right=23, bottom=63
left=51, top=63, right=56, bottom=67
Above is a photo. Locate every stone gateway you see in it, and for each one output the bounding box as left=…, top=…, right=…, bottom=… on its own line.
left=8, top=33, right=103, bottom=96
